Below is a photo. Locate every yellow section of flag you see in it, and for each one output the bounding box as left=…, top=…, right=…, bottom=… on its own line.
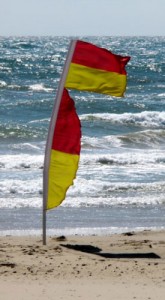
left=47, top=149, right=80, bottom=210
left=65, top=63, right=127, bottom=97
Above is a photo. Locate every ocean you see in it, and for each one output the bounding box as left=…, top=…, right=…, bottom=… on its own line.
left=0, top=36, right=165, bottom=236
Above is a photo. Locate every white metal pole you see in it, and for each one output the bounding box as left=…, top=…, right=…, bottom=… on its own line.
left=42, top=40, right=77, bottom=245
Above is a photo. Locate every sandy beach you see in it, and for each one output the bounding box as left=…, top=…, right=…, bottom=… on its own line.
left=0, top=230, right=165, bottom=300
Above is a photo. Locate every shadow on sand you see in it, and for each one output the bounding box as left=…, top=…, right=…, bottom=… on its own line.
left=60, top=244, right=161, bottom=259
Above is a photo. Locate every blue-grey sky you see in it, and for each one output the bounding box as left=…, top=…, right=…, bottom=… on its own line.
left=0, top=0, right=164, bottom=36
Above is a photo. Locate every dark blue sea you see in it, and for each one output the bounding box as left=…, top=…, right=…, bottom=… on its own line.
left=0, top=36, right=165, bottom=236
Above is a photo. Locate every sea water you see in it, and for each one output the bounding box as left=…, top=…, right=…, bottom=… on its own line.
left=0, top=36, right=165, bottom=236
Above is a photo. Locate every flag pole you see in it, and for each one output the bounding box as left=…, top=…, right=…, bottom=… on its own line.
left=42, top=40, right=77, bottom=245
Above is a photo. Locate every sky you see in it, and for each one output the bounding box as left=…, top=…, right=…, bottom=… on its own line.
left=0, top=0, right=165, bottom=36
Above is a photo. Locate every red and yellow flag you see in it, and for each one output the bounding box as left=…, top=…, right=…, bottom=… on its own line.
left=44, top=40, right=130, bottom=211
left=43, top=40, right=130, bottom=243
left=65, top=40, right=130, bottom=97
left=46, top=88, right=81, bottom=209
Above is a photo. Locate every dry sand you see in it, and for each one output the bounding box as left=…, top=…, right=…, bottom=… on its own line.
left=0, top=230, right=165, bottom=299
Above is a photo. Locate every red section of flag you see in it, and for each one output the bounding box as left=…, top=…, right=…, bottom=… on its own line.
left=52, top=88, right=81, bottom=155
left=71, top=40, right=130, bottom=75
